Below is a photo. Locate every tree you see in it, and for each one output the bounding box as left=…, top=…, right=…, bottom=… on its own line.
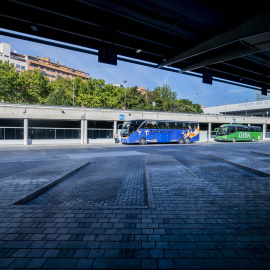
left=148, top=84, right=177, bottom=111
left=46, top=87, right=73, bottom=106
left=19, top=69, right=52, bottom=104
left=0, top=61, right=21, bottom=103
left=175, top=99, right=203, bottom=113
left=0, top=62, right=52, bottom=104
left=126, top=86, right=148, bottom=110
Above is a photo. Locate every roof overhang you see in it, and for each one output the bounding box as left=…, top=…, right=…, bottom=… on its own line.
left=1, top=0, right=270, bottom=92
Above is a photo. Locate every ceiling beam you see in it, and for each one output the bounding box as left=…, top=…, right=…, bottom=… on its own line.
left=157, top=10, right=270, bottom=68
left=180, top=38, right=270, bottom=73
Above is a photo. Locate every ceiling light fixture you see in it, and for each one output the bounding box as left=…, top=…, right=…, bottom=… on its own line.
left=136, top=49, right=142, bottom=53
left=31, top=25, right=38, bottom=31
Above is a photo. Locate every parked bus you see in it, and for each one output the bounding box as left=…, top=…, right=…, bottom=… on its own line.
left=120, top=119, right=199, bottom=144
left=215, top=124, right=261, bottom=142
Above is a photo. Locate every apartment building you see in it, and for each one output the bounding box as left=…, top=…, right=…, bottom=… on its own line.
left=0, top=42, right=27, bottom=73
left=137, top=87, right=148, bottom=96
left=0, top=42, right=90, bottom=82
left=27, top=56, right=90, bottom=82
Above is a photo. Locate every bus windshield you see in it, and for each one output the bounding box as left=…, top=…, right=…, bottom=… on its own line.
left=216, top=127, right=227, bottom=135
left=121, top=120, right=143, bottom=136
left=121, top=121, right=132, bottom=136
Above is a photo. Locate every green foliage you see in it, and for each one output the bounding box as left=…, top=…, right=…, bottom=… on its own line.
left=0, top=61, right=52, bottom=104
left=46, top=82, right=72, bottom=106
left=0, top=61, right=202, bottom=113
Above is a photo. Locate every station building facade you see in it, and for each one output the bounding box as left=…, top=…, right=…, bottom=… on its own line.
left=203, top=100, right=270, bottom=118
left=0, top=103, right=269, bottom=145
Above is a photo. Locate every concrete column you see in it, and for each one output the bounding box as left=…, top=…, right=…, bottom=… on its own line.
left=262, top=124, right=266, bottom=140
left=114, top=121, right=117, bottom=134
left=208, top=122, right=212, bottom=142
left=81, top=120, right=84, bottom=144
left=24, top=118, right=28, bottom=145
left=84, top=120, right=88, bottom=144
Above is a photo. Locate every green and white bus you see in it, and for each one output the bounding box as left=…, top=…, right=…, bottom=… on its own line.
left=215, top=124, right=261, bottom=142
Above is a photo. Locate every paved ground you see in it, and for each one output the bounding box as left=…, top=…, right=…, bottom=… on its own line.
left=0, top=141, right=270, bottom=269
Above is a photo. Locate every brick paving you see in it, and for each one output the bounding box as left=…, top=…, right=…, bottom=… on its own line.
left=0, top=160, right=89, bottom=206
left=26, top=156, right=147, bottom=207
left=209, top=152, right=270, bottom=176
left=0, top=145, right=269, bottom=269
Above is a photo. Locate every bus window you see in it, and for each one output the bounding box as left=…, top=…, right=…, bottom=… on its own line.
left=177, top=122, right=184, bottom=129
left=244, top=126, right=249, bottom=131
left=181, top=122, right=187, bottom=129
left=164, top=122, right=170, bottom=129
left=237, top=126, right=243, bottom=131
left=228, top=126, right=236, bottom=134
left=158, top=122, right=166, bottom=129
left=249, top=127, right=254, bottom=132
left=190, top=123, right=197, bottom=129
left=140, top=121, right=147, bottom=129
left=169, top=122, right=175, bottom=129
left=129, top=125, right=135, bottom=134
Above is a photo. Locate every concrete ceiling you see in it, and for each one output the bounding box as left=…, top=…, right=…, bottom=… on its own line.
left=1, top=0, right=270, bottom=92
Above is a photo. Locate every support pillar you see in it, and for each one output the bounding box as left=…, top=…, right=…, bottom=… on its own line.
left=208, top=122, right=212, bottom=142
left=81, top=120, right=84, bottom=144
left=114, top=121, right=117, bottom=135
left=24, top=119, right=28, bottom=145
left=84, top=120, right=88, bottom=144
left=262, top=124, right=266, bottom=140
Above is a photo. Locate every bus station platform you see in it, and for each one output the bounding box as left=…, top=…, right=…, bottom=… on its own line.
left=0, top=143, right=269, bottom=269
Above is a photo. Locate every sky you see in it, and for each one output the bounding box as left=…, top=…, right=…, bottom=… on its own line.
left=0, top=29, right=259, bottom=107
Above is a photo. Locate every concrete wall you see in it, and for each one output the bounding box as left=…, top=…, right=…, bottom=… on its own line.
left=1, top=103, right=270, bottom=126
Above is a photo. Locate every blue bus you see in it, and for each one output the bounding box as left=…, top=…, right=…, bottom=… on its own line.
left=120, top=119, right=200, bottom=145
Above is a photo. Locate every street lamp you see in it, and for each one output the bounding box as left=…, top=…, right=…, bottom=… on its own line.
left=73, top=73, right=75, bottom=107
left=123, top=81, right=127, bottom=109
left=225, top=97, right=227, bottom=116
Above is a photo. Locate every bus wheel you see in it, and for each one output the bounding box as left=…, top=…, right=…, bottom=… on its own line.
left=140, top=138, right=147, bottom=145
left=252, top=137, right=255, bottom=142
left=232, top=137, right=236, bottom=142
left=185, top=138, right=191, bottom=144
left=178, top=138, right=184, bottom=144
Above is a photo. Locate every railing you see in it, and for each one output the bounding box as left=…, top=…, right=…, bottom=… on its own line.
left=211, top=131, right=217, bottom=139
left=0, top=127, right=23, bottom=140
left=29, top=128, right=81, bottom=140
left=87, top=129, right=113, bottom=139
left=0, top=127, right=114, bottom=140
